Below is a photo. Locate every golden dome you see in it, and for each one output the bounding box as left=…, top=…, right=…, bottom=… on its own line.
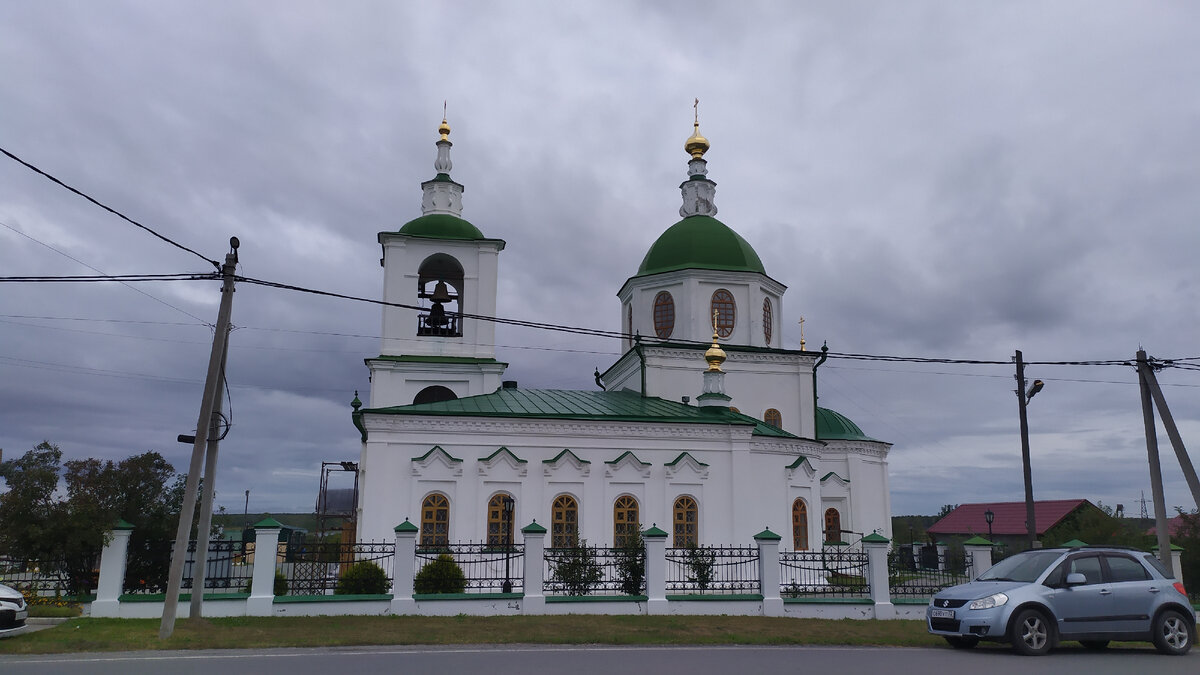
left=685, top=122, right=710, bottom=159
left=704, top=329, right=726, bottom=372
left=438, top=117, right=451, bottom=141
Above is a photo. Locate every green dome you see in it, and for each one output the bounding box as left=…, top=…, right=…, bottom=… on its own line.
left=398, top=213, right=485, bottom=240
left=637, top=215, right=766, bottom=276
left=815, top=407, right=876, bottom=441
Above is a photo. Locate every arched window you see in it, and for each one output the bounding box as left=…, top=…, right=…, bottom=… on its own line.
left=417, top=253, right=464, bottom=337
left=414, top=385, right=458, bottom=405
left=764, top=408, right=782, bottom=428
left=420, top=493, right=450, bottom=548
left=824, top=508, right=842, bottom=546
left=626, top=304, right=633, bottom=349
left=711, top=289, right=735, bottom=338
left=551, top=495, right=579, bottom=548
left=613, top=495, right=639, bottom=548
left=792, top=499, right=809, bottom=551
left=487, top=494, right=515, bottom=547
left=762, top=297, right=773, bottom=345
left=653, top=291, right=675, bottom=339
left=673, top=496, right=698, bottom=548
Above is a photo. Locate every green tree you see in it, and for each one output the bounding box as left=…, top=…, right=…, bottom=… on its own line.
left=0, top=441, right=65, bottom=563
left=0, top=442, right=184, bottom=595
left=1042, top=501, right=1151, bottom=549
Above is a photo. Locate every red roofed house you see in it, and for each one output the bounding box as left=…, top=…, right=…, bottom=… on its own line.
left=927, top=500, right=1107, bottom=551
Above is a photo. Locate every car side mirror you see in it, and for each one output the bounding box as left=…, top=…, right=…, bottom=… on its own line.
left=1065, top=572, right=1087, bottom=586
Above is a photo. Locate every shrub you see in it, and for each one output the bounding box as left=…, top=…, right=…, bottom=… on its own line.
left=245, top=571, right=288, bottom=596
left=615, top=527, right=645, bottom=595
left=335, top=561, right=390, bottom=595
left=683, top=544, right=716, bottom=591
left=549, top=540, right=604, bottom=595
left=414, top=554, right=466, bottom=594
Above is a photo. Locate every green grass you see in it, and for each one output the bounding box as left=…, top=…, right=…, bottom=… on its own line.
left=0, top=615, right=947, bottom=654
left=26, top=605, right=81, bottom=618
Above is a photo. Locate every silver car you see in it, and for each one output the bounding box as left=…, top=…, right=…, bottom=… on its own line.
left=927, top=546, right=1196, bottom=655
left=0, top=583, right=28, bottom=635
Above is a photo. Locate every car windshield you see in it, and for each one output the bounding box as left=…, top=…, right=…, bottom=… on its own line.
left=977, top=550, right=1063, bottom=582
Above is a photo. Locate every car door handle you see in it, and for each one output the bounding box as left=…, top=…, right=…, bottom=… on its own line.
left=1098, top=589, right=1112, bottom=596
left=1148, top=587, right=1160, bottom=593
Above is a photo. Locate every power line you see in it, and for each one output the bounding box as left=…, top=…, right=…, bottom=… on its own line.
left=1, top=220, right=211, bottom=324
left=0, top=273, right=216, bottom=282
left=0, top=145, right=221, bottom=270
left=2, top=269, right=1196, bottom=372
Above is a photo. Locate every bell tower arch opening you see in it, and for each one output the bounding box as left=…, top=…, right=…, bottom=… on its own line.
left=417, top=253, right=464, bottom=337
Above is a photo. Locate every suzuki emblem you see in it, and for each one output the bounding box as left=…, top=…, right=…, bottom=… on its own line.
left=942, top=600, right=950, bottom=607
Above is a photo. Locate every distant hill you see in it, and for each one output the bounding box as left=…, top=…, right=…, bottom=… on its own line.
left=213, top=512, right=329, bottom=533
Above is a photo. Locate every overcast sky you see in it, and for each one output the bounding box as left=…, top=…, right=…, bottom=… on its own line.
left=2, top=2, right=1199, bottom=525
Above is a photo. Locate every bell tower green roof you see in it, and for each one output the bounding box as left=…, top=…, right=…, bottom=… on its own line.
left=637, top=215, right=766, bottom=277
left=398, top=213, right=485, bottom=240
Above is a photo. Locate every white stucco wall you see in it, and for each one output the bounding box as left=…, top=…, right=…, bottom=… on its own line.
left=357, top=412, right=888, bottom=549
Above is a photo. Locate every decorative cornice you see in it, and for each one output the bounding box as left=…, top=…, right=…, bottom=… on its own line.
left=816, top=440, right=891, bottom=459
left=362, top=414, right=759, bottom=442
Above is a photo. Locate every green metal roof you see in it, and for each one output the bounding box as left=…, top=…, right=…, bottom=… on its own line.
left=815, top=407, right=877, bottom=441
left=397, top=213, right=485, bottom=240
left=362, top=388, right=797, bottom=439
left=636, top=215, right=766, bottom=276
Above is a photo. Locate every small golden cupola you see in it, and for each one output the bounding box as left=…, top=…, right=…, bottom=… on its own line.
left=679, top=98, right=718, bottom=218
left=685, top=98, right=710, bottom=159
left=697, top=310, right=732, bottom=408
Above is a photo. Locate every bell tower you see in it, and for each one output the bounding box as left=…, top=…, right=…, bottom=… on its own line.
left=367, top=115, right=507, bottom=408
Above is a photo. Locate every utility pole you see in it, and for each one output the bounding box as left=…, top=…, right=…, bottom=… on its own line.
left=188, top=328, right=230, bottom=619
left=160, top=238, right=239, bottom=639
left=1138, top=353, right=1200, bottom=508
left=1137, top=350, right=1173, bottom=575
left=1015, top=350, right=1038, bottom=550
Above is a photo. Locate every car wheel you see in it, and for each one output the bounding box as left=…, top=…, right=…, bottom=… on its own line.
left=1009, top=608, right=1053, bottom=656
left=1079, top=640, right=1109, bottom=650
left=944, top=636, right=979, bottom=649
left=1152, top=609, right=1193, bottom=656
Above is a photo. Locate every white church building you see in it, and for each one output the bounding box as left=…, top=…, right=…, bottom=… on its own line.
left=351, top=116, right=892, bottom=551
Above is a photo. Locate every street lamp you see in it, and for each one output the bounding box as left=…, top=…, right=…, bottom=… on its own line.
left=502, top=497, right=514, bottom=593
left=1014, top=349, right=1044, bottom=550
left=984, top=507, right=994, bottom=541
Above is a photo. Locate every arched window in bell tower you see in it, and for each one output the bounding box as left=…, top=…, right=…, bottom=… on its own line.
left=417, top=254, right=464, bottom=337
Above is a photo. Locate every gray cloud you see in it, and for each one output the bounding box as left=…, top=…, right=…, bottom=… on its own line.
left=2, top=2, right=1198, bottom=518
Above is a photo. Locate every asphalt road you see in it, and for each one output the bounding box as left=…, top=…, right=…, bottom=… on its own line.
left=1, top=644, right=1198, bottom=674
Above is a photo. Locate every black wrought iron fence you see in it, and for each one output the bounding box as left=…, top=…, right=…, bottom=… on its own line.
left=665, top=546, right=759, bottom=594
left=415, top=542, right=523, bottom=594
left=544, top=545, right=644, bottom=596
left=0, top=556, right=81, bottom=597
left=779, top=548, right=871, bottom=599
left=122, top=539, right=253, bottom=594
left=887, top=547, right=971, bottom=598
left=281, top=541, right=395, bottom=596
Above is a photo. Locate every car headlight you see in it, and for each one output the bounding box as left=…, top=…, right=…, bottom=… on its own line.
left=968, top=593, right=1008, bottom=610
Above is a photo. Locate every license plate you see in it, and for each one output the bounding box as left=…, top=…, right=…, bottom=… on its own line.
left=931, top=609, right=955, bottom=619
